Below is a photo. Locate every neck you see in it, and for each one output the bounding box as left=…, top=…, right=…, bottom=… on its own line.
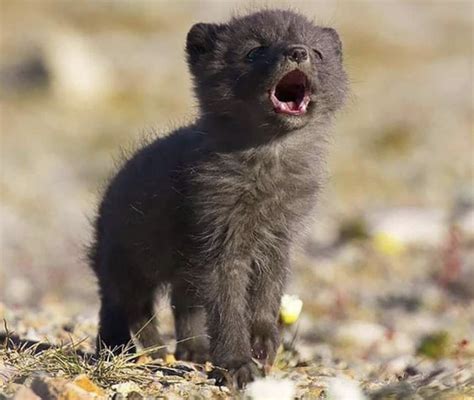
left=197, top=113, right=326, bottom=154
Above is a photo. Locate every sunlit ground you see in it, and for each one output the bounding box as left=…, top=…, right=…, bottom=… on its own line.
left=1, top=1, right=472, bottom=398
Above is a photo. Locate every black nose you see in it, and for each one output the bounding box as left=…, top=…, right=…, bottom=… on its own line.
left=286, top=46, right=308, bottom=64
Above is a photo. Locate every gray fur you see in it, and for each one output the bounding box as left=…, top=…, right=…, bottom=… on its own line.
left=89, top=9, right=347, bottom=388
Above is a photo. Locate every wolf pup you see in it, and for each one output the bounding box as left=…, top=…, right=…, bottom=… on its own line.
left=89, top=9, right=347, bottom=388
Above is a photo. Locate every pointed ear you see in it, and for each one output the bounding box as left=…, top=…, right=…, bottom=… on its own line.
left=186, top=23, right=227, bottom=66
left=322, top=27, right=343, bottom=61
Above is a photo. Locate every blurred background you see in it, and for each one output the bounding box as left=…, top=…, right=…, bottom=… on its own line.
left=0, top=0, right=473, bottom=376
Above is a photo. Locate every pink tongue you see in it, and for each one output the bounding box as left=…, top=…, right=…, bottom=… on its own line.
left=288, top=101, right=297, bottom=110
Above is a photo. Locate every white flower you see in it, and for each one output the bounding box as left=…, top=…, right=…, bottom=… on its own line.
left=280, top=294, right=303, bottom=325
left=246, top=377, right=295, bottom=400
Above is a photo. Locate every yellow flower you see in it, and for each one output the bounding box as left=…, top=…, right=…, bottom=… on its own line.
left=280, top=294, right=303, bottom=325
left=372, top=232, right=405, bottom=256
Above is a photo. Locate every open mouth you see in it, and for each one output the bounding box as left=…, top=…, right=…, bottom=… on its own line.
left=270, top=70, right=311, bottom=116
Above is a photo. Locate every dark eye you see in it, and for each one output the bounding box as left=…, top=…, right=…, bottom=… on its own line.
left=313, top=48, right=323, bottom=61
left=246, top=46, right=267, bottom=61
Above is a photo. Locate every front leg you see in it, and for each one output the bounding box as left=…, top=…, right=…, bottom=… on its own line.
left=203, top=257, right=263, bottom=388
left=171, top=281, right=209, bottom=363
left=249, top=250, right=288, bottom=367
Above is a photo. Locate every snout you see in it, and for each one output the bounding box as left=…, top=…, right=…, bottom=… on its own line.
left=285, top=45, right=309, bottom=64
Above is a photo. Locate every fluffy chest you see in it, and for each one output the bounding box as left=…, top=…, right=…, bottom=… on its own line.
left=192, top=144, right=320, bottom=253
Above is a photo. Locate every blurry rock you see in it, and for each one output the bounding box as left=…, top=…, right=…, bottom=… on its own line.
left=451, top=186, right=474, bottom=239
left=417, top=285, right=444, bottom=310
left=112, top=382, right=142, bottom=398
left=73, top=374, right=105, bottom=396
left=378, top=293, right=421, bottom=312
left=12, top=387, right=41, bottom=400
left=404, top=365, right=421, bottom=377
left=438, top=224, right=474, bottom=299
left=296, top=314, right=324, bottom=341
left=62, top=381, right=103, bottom=400
left=369, top=382, right=419, bottom=400
left=326, top=377, right=367, bottom=400
left=384, top=355, right=413, bottom=375
left=397, top=312, right=444, bottom=337
left=442, top=258, right=474, bottom=300
left=335, top=243, right=366, bottom=268
left=0, top=54, right=49, bottom=94
left=298, top=342, right=333, bottom=365
left=30, top=376, right=67, bottom=399
left=367, top=207, right=447, bottom=246
left=126, top=392, right=143, bottom=400
left=370, top=123, right=415, bottom=158
left=308, top=213, right=340, bottom=248
left=338, top=216, right=370, bottom=243
left=334, top=321, right=386, bottom=349
left=378, top=331, right=415, bottom=357
left=245, top=377, right=296, bottom=400
left=457, top=208, right=474, bottom=239
left=4, top=277, right=33, bottom=305
left=44, top=30, right=115, bottom=104
left=444, top=366, right=472, bottom=388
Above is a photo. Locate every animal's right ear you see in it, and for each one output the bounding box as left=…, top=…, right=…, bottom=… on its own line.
left=321, top=27, right=343, bottom=61
left=186, top=23, right=226, bottom=65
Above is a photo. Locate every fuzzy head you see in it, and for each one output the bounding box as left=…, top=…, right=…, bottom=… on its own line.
left=186, top=9, right=347, bottom=135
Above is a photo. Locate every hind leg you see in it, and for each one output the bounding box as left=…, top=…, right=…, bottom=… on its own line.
left=97, top=296, right=135, bottom=355
left=171, top=282, right=209, bottom=363
left=94, top=243, right=167, bottom=359
left=128, top=294, right=167, bottom=360
left=97, top=291, right=167, bottom=359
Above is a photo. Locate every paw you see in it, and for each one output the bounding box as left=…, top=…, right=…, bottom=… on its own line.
left=251, top=321, right=279, bottom=366
left=145, top=346, right=168, bottom=360
left=175, top=337, right=209, bottom=364
left=210, top=359, right=263, bottom=389
left=231, top=361, right=262, bottom=389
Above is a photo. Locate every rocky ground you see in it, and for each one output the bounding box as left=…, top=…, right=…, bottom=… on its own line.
left=1, top=1, right=473, bottom=399
left=1, top=217, right=473, bottom=398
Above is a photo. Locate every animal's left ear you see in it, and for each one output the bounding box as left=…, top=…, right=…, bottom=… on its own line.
left=321, top=27, right=343, bottom=61
left=186, top=23, right=227, bottom=66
